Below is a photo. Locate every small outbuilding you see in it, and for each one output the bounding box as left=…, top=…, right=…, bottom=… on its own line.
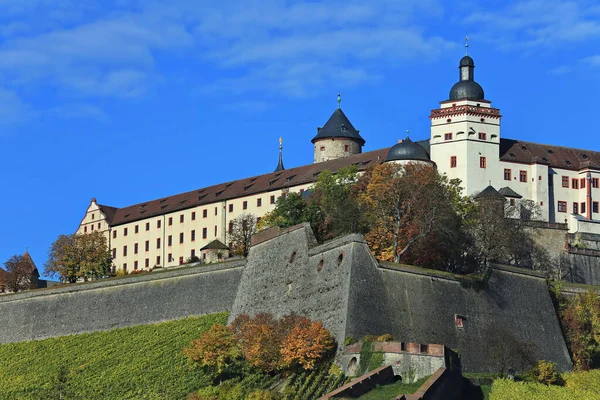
left=200, top=240, right=230, bottom=264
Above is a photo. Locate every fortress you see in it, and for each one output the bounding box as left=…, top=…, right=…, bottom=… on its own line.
left=76, top=52, right=600, bottom=275
left=0, top=223, right=573, bottom=373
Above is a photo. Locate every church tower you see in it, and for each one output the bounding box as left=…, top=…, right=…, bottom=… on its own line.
left=429, top=46, right=502, bottom=195
left=311, top=94, right=365, bottom=163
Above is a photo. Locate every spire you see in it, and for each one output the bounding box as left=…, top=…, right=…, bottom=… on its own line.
left=274, top=137, right=285, bottom=172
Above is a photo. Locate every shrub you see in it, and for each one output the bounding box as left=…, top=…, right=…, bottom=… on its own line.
left=247, top=389, right=280, bottom=400
left=525, top=360, right=562, bottom=385
left=344, top=336, right=357, bottom=346
left=280, top=318, right=335, bottom=370
left=375, top=334, right=395, bottom=342
left=560, top=290, right=600, bottom=370
left=184, top=324, right=242, bottom=378
left=362, top=335, right=378, bottom=342
left=490, top=378, right=597, bottom=400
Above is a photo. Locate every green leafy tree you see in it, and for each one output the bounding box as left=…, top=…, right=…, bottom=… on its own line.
left=561, top=290, right=600, bottom=370
left=259, top=192, right=307, bottom=230
left=44, top=231, right=113, bottom=283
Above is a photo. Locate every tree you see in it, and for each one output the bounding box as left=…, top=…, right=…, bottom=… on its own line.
left=44, top=231, right=113, bottom=283
left=280, top=317, right=335, bottom=370
left=359, top=163, right=463, bottom=266
left=230, top=313, right=286, bottom=372
left=258, top=192, right=307, bottom=230
left=1, top=254, right=34, bottom=293
left=184, top=323, right=242, bottom=378
left=561, top=290, right=600, bottom=370
left=229, top=213, right=258, bottom=257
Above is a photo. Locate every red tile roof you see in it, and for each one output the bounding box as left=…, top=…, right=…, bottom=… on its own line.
left=500, top=139, right=600, bottom=170
left=106, top=148, right=390, bottom=226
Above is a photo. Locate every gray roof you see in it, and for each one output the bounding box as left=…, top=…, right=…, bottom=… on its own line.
left=498, top=187, right=523, bottom=199
left=311, top=108, right=365, bottom=145
left=385, top=137, right=431, bottom=162
left=473, top=185, right=504, bottom=200
left=274, top=151, right=285, bottom=172
left=449, top=80, right=485, bottom=101
left=200, top=239, right=229, bottom=251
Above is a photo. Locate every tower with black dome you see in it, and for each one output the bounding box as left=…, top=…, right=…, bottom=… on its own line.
left=312, top=94, right=365, bottom=163
left=429, top=45, right=502, bottom=195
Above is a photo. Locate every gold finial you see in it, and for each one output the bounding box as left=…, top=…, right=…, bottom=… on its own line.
left=465, top=36, right=469, bottom=55
left=279, top=136, right=283, bottom=150
left=337, top=93, right=341, bottom=109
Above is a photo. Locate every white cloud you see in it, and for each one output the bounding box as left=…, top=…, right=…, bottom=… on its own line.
left=583, top=55, right=600, bottom=68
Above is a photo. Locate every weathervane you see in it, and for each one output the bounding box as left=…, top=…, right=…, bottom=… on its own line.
left=279, top=136, right=283, bottom=151
left=465, top=36, right=469, bottom=55
left=337, top=93, right=341, bottom=109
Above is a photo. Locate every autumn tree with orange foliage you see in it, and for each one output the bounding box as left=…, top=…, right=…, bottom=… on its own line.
left=358, top=162, right=466, bottom=268
left=183, top=323, right=242, bottom=378
left=280, top=317, right=335, bottom=370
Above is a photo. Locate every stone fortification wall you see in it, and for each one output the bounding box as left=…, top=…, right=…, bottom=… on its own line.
left=0, top=261, right=244, bottom=344
left=345, top=262, right=572, bottom=372
left=229, top=223, right=356, bottom=345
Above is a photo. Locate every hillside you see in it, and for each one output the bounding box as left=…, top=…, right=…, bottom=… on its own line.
left=0, top=313, right=227, bottom=399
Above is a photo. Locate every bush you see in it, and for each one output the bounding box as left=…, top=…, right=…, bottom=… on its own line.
left=362, top=335, right=378, bottom=342
left=247, top=389, right=281, bottom=400
left=344, top=336, right=357, bottom=346
left=490, top=378, right=597, bottom=400
left=375, top=334, right=395, bottom=342
left=524, top=360, right=562, bottom=385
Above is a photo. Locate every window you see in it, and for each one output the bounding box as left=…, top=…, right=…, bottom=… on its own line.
left=229, top=204, right=233, bottom=212
left=179, top=256, right=184, bottom=265
left=145, top=258, right=149, bottom=268
left=478, top=132, right=487, bottom=140
left=124, top=227, right=128, bottom=236
left=257, top=198, right=262, bottom=207
left=558, top=201, right=567, bottom=212
left=180, top=232, right=184, bottom=244
left=168, top=253, right=173, bottom=262
left=593, top=178, right=599, bottom=188
left=202, top=228, right=207, bottom=239
left=203, top=209, right=207, bottom=218
left=135, top=225, right=139, bottom=234
left=572, top=178, right=579, bottom=189
left=123, top=246, right=127, bottom=257
left=215, top=207, right=218, bottom=215
left=444, top=133, right=452, bottom=141
left=112, top=248, right=116, bottom=259
left=257, top=217, right=261, bottom=224
left=91, top=213, right=95, bottom=220
left=504, top=169, right=511, bottom=181
left=455, top=315, right=464, bottom=328
left=134, top=243, right=139, bottom=254
left=146, top=222, right=150, bottom=231
left=214, top=226, right=217, bottom=236
left=145, top=240, right=149, bottom=252
left=192, top=212, right=196, bottom=221
left=157, top=238, right=161, bottom=249
left=344, top=144, right=349, bottom=152
left=97, top=223, right=101, bottom=229
left=562, top=176, right=569, bottom=187
left=573, top=203, right=579, bottom=214
left=156, top=256, right=161, bottom=266
left=229, top=221, right=233, bottom=234
left=134, top=261, right=138, bottom=270
left=84, top=226, right=87, bottom=233
left=91, top=225, right=94, bottom=231
left=191, top=230, right=196, bottom=241
left=113, top=230, right=117, bottom=239
left=581, top=202, right=586, bottom=214
left=519, top=170, right=527, bottom=182
left=243, top=201, right=248, bottom=210
left=320, top=146, right=325, bottom=151
left=593, top=202, right=599, bottom=213
left=510, top=198, right=515, bottom=206
left=123, top=263, right=127, bottom=272
left=270, top=195, right=275, bottom=204
left=450, top=156, right=457, bottom=168
left=480, top=156, right=486, bottom=169
left=581, top=178, right=586, bottom=189
left=191, top=249, right=196, bottom=258
left=180, top=214, right=184, bottom=223
left=157, top=220, right=162, bottom=228
left=168, top=235, right=172, bottom=246
left=168, top=217, right=173, bottom=226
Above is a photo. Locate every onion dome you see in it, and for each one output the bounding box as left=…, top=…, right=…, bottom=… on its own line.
left=449, top=55, right=485, bottom=101
left=386, top=137, right=431, bottom=162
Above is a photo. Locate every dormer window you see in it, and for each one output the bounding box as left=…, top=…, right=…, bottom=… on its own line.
left=341, top=124, right=348, bottom=132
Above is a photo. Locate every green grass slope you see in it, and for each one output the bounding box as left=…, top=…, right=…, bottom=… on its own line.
left=0, top=313, right=227, bottom=400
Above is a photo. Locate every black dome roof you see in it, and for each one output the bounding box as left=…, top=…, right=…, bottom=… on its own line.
left=449, top=80, right=485, bottom=101
left=311, top=108, right=365, bottom=145
left=386, top=137, right=430, bottom=162
left=459, top=55, right=474, bottom=67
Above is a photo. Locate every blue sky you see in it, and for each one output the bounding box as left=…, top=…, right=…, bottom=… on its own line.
left=1, top=0, right=599, bottom=277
